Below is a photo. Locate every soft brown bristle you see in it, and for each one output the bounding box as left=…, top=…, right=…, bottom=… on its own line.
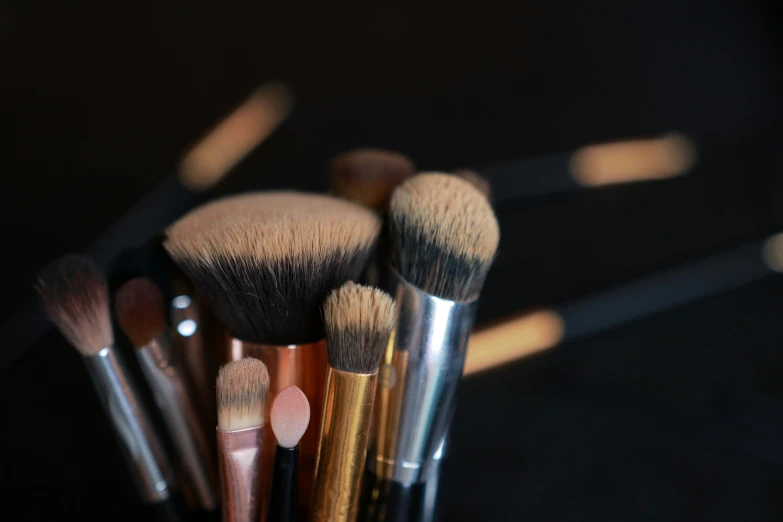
left=115, top=278, right=167, bottom=349
left=389, top=173, right=500, bottom=301
left=216, top=358, right=270, bottom=431
left=329, top=149, right=416, bottom=210
left=35, top=254, right=112, bottom=356
left=453, top=169, right=492, bottom=202
left=164, top=191, right=381, bottom=345
left=323, top=282, right=396, bottom=374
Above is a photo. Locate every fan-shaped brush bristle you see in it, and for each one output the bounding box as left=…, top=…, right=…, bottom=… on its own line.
left=323, top=282, right=396, bottom=374
left=389, top=173, right=500, bottom=301
left=453, top=169, right=492, bottom=202
left=164, top=191, right=381, bottom=345
left=270, top=385, right=311, bottom=448
left=36, top=254, right=112, bottom=356
left=115, top=278, right=167, bottom=349
left=216, top=357, right=270, bottom=431
left=329, top=149, right=415, bottom=210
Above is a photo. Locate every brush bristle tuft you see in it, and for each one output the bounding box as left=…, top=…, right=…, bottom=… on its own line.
left=115, top=278, right=167, bottom=348
left=216, top=358, right=269, bottom=431
left=35, top=254, right=112, bottom=356
left=270, top=385, right=310, bottom=448
left=323, top=282, right=396, bottom=374
left=389, top=173, right=500, bottom=301
left=164, top=191, right=381, bottom=344
left=329, top=149, right=415, bottom=210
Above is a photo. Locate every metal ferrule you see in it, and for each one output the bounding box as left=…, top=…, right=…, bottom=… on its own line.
left=228, top=337, right=328, bottom=514
left=217, top=426, right=264, bottom=522
left=311, top=368, right=377, bottom=522
left=83, top=345, right=174, bottom=503
left=137, top=334, right=218, bottom=510
left=370, top=271, right=477, bottom=485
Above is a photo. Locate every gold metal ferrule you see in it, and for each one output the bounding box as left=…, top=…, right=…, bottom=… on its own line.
left=311, top=368, right=378, bottom=522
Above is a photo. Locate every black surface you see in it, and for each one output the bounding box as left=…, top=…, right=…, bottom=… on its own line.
left=2, top=0, right=783, bottom=520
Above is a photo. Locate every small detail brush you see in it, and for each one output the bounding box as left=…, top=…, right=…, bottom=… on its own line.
left=311, top=282, right=396, bottom=522
left=35, top=255, right=175, bottom=504
left=216, top=357, right=269, bottom=522
left=268, top=385, right=311, bottom=522
left=115, top=277, right=219, bottom=511
left=165, top=191, right=381, bottom=511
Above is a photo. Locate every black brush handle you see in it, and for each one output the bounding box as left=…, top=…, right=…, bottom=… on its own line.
left=267, top=445, right=298, bottom=522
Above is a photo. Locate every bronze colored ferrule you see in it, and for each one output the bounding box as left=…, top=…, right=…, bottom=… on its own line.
left=228, top=338, right=328, bottom=518
left=217, top=426, right=264, bottom=522
left=311, top=368, right=378, bottom=522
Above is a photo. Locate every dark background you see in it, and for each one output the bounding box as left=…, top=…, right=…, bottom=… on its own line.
left=2, top=0, right=783, bottom=520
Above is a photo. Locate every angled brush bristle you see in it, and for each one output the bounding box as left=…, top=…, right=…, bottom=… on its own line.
left=216, top=357, right=269, bottom=431
left=270, top=385, right=310, bottom=448
left=453, top=169, right=492, bottom=202
left=35, top=254, right=112, bottom=356
left=323, top=282, right=396, bottom=374
left=329, top=149, right=415, bottom=210
left=389, top=173, right=500, bottom=301
left=115, top=278, right=168, bottom=349
left=164, top=191, right=381, bottom=345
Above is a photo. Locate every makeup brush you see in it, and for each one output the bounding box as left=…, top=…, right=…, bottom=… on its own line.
left=216, top=357, right=269, bottom=522
left=312, top=282, right=396, bottom=522
left=268, top=385, right=311, bottom=522
left=369, top=173, right=499, bottom=490
left=35, top=255, right=176, bottom=505
left=329, top=149, right=416, bottom=211
left=115, top=277, right=219, bottom=512
left=164, top=191, right=382, bottom=514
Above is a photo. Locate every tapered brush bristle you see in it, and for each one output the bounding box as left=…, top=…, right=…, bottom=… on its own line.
left=389, top=173, right=500, bottom=301
left=323, top=282, right=396, bottom=374
left=216, top=357, right=270, bottom=431
left=35, top=254, right=113, bottom=356
left=453, top=169, right=492, bottom=202
left=329, top=149, right=415, bottom=210
left=115, top=277, right=167, bottom=349
left=270, top=385, right=311, bottom=449
left=164, top=191, right=381, bottom=345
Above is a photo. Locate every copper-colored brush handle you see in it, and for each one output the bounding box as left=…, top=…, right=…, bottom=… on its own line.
left=217, top=427, right=264, bottom=522
left=311, top=368, right=377, bottom=522
left=229, top=338, right=328, bottom=519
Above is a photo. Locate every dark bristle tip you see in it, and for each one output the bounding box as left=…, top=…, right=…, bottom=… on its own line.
left=164, top=192, right=381, bottom=345
left=115, top=278, right=167, bottom=348
left=389, top=173, right=500, bottom=302
left=323, top=282, right=396, bottom=374
left=35, top=254, right=112, bottom=355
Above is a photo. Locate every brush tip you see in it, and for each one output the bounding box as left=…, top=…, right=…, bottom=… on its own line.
left=270, top=385, right=310, bottom=449
left=115, top=278, right=167, bottom=348
left=323, top=282, right=396, bottom=374
left=216, top=358, right=270, bottom=431
left=453, top=169, right=492, bottom=202
left=389, top=172, right=500, bottom=301
left=329, top=149, right=416, bottom=210
left=35, top=254, right=112, bottom=356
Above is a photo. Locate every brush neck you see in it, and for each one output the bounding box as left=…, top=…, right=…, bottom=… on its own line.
left=369, top=271, right=477, bottom=485
left=312, top=368, right=378, bottom=522
left=217, top=426, right=264, bottom=522
left=268, top=445, right=299, bottom=522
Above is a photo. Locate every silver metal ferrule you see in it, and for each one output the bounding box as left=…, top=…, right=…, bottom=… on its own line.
left=83, top=345, right=174, bottom=503
left=372, top=270, right=477, bottom=485
left=137, top=335, right=218, bottom=511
